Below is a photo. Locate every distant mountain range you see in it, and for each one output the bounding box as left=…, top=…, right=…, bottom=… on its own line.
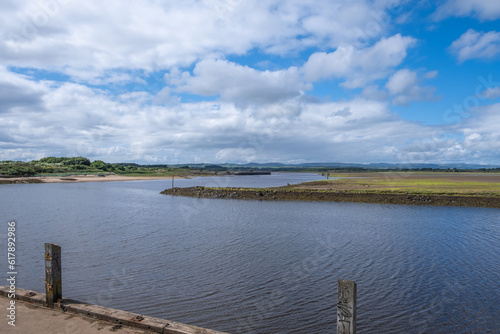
left=169, top=162, right=499, bottom=170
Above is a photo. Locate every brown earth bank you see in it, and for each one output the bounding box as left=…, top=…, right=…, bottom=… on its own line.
left=161, top=186, right=500, bottom=208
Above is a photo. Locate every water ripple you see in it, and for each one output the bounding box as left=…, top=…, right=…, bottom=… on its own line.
left=1, top=176, right=498, bottom=334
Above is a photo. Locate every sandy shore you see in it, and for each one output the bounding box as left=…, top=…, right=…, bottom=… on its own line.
left=0, top=174, right=189, bottom=184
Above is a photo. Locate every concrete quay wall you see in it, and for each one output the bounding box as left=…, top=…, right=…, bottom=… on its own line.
left=0, top=286, right=230, bottom=334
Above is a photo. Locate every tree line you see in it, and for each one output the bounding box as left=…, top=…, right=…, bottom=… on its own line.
left=0, top=157, right=180, bottom=176
left=1, top=157, right=499, bottom=177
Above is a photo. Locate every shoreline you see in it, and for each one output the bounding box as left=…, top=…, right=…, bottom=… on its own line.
left=0, top=174, right=191, bottom=184
left=161, top=186, right=500, bottom=208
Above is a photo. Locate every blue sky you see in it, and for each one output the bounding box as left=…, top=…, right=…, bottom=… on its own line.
left=1, top=0, right=500, bottom=165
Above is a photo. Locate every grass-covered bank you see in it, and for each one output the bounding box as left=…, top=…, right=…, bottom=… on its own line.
left=303, top=172, right=500, bottom=195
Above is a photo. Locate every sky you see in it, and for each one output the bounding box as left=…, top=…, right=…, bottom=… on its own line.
left=1, top=0, right=500, bottom=165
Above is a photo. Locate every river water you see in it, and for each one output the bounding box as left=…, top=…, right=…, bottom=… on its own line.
left=0, top=173, right=499, bottom=333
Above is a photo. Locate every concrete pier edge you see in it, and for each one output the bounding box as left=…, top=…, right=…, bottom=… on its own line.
left=0, top=286, right=230, bottom=334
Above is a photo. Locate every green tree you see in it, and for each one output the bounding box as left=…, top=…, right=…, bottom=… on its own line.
left=61, top=157, right=91, bottom=166
left=40, top=157, right=66, bottom=164
left=91, top=160, right=110, bottom=171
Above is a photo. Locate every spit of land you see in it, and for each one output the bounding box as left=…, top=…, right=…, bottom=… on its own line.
left=162, top=172, right=500, bottom=208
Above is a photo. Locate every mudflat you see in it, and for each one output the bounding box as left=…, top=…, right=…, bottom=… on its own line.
left=0, top=174, right=188, bottom=184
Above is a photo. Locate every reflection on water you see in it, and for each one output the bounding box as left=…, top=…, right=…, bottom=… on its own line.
left=0, top=173, right=499, bottom=333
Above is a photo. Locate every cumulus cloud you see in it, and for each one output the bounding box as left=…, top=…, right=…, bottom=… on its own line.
left=398, top=103, right=500, bottom=165
left=424, top=70, right=438, bottom=79
left=385, top=69, right=438, bottom=105
left=172, top=59, right=310, bottom=105
left=0, top=0, right=398, bottom=82
left=0, top=68, right=447, bottom=164
left=0, top=66, right=50, bottom=114
left=386, top=69, right=418, bottom=95
left=481, top=86, right=500, bottom=100
left=1, top=67, right=497, bottom=165
left=449, top=29, right=500, bottom=63
left=361, top=85, right=389, bottom=101
left=433, top=0, right=500, bottom=21
left=303, top=34, right=416, bottom=88
left=2, top=1, right=500, bottom=165
left=457, top=103, right=500, bottom=162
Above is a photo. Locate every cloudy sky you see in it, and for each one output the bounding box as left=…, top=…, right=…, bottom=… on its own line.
left=1, top=0, right=500, bottom=165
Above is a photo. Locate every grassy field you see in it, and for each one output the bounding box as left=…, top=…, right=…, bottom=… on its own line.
left=294, top=172, right=500, bottom=196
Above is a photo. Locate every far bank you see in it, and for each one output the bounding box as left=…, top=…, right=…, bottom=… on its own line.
left=0, top=174, right=191, bottom=184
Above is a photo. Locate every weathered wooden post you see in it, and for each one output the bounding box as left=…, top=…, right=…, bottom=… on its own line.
left=45, top=243, right=62, bottom=308
left=337, top=279, right=356, bottom=334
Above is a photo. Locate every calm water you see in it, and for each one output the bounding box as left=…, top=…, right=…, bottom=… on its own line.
left=0, top=173, right=499, bottom=333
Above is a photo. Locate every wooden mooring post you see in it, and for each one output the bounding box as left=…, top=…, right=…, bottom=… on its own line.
left=44, top=243, right=62, bottom=308
left=337, top=279, right=356, bottom=334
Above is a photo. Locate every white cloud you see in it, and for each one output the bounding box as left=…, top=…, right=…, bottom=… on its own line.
left=458, top=103, right=500, bottom=162
left=424, top=70, right=438, bottom=79
left=361, top=85, right=389, bottom=101
left=173, top=59, right=310, bottom=105
left=0, top=0, right=398, bottom=82
left=386, top=69, right=418, bottom=95
left=0, top=68, right=448, bottom=164
left=298, top=0, right=389, bottom=48
left=2, top=68, right=498, bottom=165
left=216, top=148, right=257, bottom=163
left=303, top=34, right=416, bottom=88
left=481, top=86, right=500, bottom=100
left=449, top=29, right=500, bottom=63
left=385, top=69, right=438, bottom=105
left=433, top=0, right=500, bottom=21
left=0, top=66, right=50, bottom=114
left=397, top=103, right=500, bottom=164
left=2, top=1, right=500, bottom=165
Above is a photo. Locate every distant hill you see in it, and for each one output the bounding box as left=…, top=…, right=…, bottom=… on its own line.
left=3, top=156, right=496, bottom=178
left=170, top=162, right=499, bottom=170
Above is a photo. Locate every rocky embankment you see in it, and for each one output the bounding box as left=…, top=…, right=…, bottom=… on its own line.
left=161, top=186, right=500, bottom=208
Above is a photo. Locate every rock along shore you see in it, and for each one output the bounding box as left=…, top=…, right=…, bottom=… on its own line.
left=161, top=186, right=500, bottom=208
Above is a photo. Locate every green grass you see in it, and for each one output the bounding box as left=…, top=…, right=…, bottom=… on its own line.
left=304, top=176, right=500, bottom=196
left=35, top=172, right=114, bottom=177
